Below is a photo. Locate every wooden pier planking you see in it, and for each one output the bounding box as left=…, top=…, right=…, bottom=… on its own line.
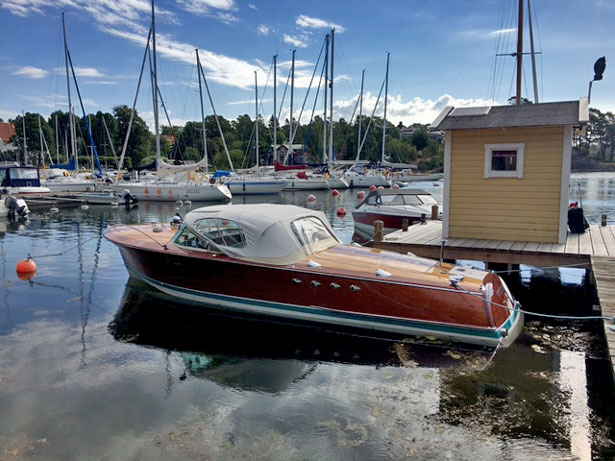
left=591, top=256, right=615, bottom=379
left=377, top=222, right=614, bottom=266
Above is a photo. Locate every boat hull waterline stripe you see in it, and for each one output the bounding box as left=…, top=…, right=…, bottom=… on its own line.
left=128, top=268, right=522, bottom=347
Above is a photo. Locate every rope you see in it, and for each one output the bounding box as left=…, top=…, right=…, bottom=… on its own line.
left=451, top=283, right=613, bottom=323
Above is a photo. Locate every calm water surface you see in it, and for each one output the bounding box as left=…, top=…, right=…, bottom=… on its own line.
left=0, top=173, right=614, bottom=460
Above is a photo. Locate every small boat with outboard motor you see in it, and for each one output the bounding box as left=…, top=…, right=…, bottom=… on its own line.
left=352, top=188, right=442, bottom=237
left=104, top=204, right=523, bottom=347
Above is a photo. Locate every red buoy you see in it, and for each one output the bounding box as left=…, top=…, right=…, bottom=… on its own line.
left=357, top=191, right=366, bottom=199
left=332, top=189, right=340, bottom=197
left=392, top=183, right=400, bottom=190
left=369, top=185, right=377, bottom=191
left=336, top=207, right=347, bottom=217
left=307, top=194, right=317, bottom=202
left=16, top=256, right=37, bottom=280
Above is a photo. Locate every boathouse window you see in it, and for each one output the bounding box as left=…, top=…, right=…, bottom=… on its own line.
left=193, top=218, right=246, bottom=248
left=484, top=143, right=524, bottom=179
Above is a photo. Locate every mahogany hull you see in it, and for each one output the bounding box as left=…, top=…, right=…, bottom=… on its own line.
left=109, top=235, right=523, bottom=347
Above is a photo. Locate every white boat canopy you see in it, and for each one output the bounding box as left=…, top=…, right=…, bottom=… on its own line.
left=182, top=204, right=340, bottom=265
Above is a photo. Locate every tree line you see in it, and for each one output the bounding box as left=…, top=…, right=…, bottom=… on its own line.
left=2, top=106, right=443, bottom=172
left=574, top=108, right=615, bottom=170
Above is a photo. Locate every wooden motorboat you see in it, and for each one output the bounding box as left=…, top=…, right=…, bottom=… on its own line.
left=352, top=188, right=442, bottom=237
left=104, top=204, right=523, bottom=347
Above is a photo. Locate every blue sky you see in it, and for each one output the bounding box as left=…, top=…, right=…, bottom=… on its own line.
left=1, top=0, right=613, bottom=129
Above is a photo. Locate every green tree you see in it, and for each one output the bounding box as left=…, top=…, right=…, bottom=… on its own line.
left=113, top=105, right=151, bottom=168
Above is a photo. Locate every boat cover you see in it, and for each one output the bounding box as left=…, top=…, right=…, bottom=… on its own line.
left=183, top=204, right=339, bottom=265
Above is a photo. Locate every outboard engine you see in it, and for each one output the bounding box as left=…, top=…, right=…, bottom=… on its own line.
left=5, top=196, right=29, bottom=220
left=120, top=189, right=139, bottom=206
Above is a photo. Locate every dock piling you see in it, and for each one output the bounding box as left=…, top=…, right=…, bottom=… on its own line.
left=373, top=220, right=384, bottom=243
left=602, top=214, right=608, bottom=226
left=402, top=219, right=409, bottom=232
left=431, top=204, right=439, bottom=220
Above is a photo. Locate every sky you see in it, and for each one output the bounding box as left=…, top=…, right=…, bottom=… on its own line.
left=0, top=0, right=614, bottom=131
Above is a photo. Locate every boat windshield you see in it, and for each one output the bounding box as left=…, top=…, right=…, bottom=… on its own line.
left=9, top=168, right=38, bottom=179
left=193, top=218, right=246, bottom=248
left=174, top=226, right=210, bottom=250
left=418, top=195, right=438, bottom=205
left=291, top=217, right=336, bottom=247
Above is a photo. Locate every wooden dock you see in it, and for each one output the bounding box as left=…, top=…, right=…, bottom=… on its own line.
left=591, top=256, right=615, bottom=378
left=376, top=221, right=615, bottom=266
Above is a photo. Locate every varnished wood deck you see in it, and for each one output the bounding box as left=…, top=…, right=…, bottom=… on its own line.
left=591, top=256, right=615, bottom=379
left=376, top=221, right=615, bottom=266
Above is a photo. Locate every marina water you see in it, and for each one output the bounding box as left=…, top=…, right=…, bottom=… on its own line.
left=0, top=172, right=614, bottom=459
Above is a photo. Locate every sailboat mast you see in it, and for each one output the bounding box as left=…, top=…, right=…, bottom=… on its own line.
left=323, top=34, right=329, bottom=164
left=255, top=70, right=259, bottom=169
left=55, top=114, right=59, bottom=163
left=151, top=0, right=161, bottom=163
left=516, top=0, right=523, bottom=105
left=273, top=55, right=277, bottom=163
left=289, top=49, right=295, bottom=163
left=528, top=0, right=539, bottom=103
left=195, top=49, right=209, bottom=174
left=356, top=69, right=364, bottom=162
left=21, top=110, right=26, bottom=165
left=328, top=29, right=334, bottom=169
left=381, top=52, right=390, bottom=164
left=38, top=115, right=43, bottom=167
left=62, top=13, right=77, bottom=173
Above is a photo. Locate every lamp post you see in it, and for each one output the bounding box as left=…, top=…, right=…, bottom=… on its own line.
left=588, top=56, right=606, bottom=104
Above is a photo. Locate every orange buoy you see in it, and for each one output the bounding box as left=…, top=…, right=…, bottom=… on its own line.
left=369, top=185, right=377, bottom=191
left=357, top=190, right=366, bottom=199
left=16, top=256, right=37, bottom=280
left=332, top=189, right=340, bottom=197
left=336, top=207, right=347, bottom=217
left=392, top=183, right=400, bottom=190
left=307, top=194, right=317, bottom=202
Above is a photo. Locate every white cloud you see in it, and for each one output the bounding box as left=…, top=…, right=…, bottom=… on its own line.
left=296, top=15, right=345, bottom=33
left=283, top=34, right=309, bottom=48
left=257, top=24, right=270, bottom=36
left=176, top=0, right=238, bottom=23
left=73, top=67, right=106, bottom=78
left=248, top=3, right=256, bottom=9
left=333, top=93, right=495, bottom=125
left=13, top=66, right=47, bottom=79
left=488, top=27, right=517, bottom=37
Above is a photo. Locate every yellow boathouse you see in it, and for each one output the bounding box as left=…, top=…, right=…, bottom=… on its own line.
left=431, top=99, right=589, bottom=244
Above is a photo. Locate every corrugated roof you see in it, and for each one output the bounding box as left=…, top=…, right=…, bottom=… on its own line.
left=0, top=122, right=16, bottom=144
left=432, top=99, right=587, bottom=130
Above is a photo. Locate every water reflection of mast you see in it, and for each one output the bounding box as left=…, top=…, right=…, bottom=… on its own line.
left=81, top=217, right=105, bottom=366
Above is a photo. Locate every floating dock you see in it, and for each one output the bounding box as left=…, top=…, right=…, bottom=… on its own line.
left=374, top=221, right=615, bottom=378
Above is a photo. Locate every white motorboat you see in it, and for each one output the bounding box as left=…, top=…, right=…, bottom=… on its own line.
left=343, top=164, right=391, bottom=188
left=352, top=188, right=441, bottom=237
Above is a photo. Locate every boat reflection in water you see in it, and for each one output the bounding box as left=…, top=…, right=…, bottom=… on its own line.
left=109, top=277, right=604, bottom=460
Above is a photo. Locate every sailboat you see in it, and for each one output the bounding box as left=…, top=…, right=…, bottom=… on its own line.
left=277, top=35, right=349, bottom=191
left=109, top=1, right=231, bottom=203
left=219, top=68, right=288, bottom=195
left=344, top=53, right=392, bottom=188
